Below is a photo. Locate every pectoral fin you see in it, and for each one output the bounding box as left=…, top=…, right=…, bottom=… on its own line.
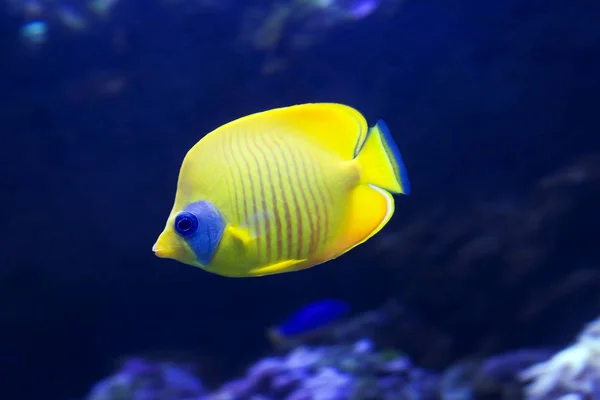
left=229, top=211, right=275, bottom=248
left=226, top=225, right=256, bottom=247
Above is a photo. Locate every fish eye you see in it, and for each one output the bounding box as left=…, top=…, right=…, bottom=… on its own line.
left=174, top=212, right=198, bottom=237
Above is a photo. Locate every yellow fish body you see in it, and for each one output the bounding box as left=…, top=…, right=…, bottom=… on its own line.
left=153, top=103, right=410, bottom=277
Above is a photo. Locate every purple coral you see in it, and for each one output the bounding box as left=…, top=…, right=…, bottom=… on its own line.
left=519, top=317, right=600, bottom=400
left=86, top=357, right=205, bottom=400
left=204, top=339, right=437, bottom=400
left=286, top=367, right=353, bottom=400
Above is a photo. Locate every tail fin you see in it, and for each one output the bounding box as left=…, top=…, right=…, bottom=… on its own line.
left=354, top=120, right=411, bottom=195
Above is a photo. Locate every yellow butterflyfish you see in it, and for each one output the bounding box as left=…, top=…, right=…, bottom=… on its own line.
left=152, top=103, right=410, bottom=277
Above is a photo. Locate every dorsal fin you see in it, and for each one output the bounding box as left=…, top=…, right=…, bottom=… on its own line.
left=215, top=103, right=369, bottom=161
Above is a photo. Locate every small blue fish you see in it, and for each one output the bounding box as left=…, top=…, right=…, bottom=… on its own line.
left=20, top=20, right=48, bottom=46
left=268, top=299, right=351, bottom=344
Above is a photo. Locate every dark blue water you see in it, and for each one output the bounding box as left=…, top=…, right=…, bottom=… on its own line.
left=1, top=0, right=600, bottom=398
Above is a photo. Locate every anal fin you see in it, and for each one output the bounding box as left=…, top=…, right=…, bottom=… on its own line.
left=248, top=259, right=308, bottom=276
left=326, top=183, right=394, bottom=259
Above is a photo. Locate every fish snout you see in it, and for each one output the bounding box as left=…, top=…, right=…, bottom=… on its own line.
left=152, top=232, right=177, bottom=259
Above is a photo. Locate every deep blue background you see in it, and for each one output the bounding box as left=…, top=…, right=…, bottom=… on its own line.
left=1, top=0, right=600, bottom=398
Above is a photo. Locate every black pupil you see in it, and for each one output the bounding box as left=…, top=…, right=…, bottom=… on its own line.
left=178, top=217, right=192, bottom=231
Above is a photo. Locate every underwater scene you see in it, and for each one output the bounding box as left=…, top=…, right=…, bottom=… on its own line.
left=2, top=0, right=600, bottom=399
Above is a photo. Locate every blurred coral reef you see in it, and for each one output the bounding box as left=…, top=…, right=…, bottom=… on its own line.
left=205, top=340, right=438, bottom=400
left=85, top=317, right=600, bottom=400
left=372, top=154, right=600, bottom=364
left=238, top=0, right=404, bottom=74
left=11, top=0, right=405, bottom=76
left=520, top=317, right=600, bottom=400
left=84, top=312, right=555, bottom=400
left=87, top=357, right=206, bottom=400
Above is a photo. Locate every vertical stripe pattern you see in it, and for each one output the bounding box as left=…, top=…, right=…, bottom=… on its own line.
left=272, top=134, right=306, bottom=260
left=260, top=136, right=290, bottom=260
left=224, top=128, right=336, bottom=265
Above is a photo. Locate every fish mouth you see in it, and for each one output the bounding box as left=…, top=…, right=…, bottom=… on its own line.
left=152, top=238, right=173, bottom=258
